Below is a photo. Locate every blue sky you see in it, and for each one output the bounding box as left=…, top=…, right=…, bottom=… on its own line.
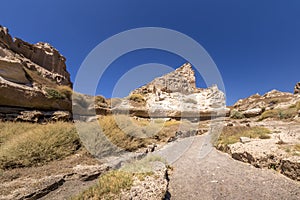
left=1, top=0, right=299, bottom=105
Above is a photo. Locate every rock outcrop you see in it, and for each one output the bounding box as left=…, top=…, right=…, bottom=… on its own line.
left=233, top=89, right=300, bottom=118
left=294, top=82, right=300, bottom=94
left=113, top=63, right=229, bottom=120
left=0, top=25, right=72, bottom=121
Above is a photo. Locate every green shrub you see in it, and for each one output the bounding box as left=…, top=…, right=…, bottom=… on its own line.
left=230, top=109, right=245, bottom=119
left=45, top=88, right=65, bottom=99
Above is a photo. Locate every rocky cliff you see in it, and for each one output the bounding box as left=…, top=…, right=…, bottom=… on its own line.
left=0, top=25, right=72, bottom=122
left=112, top=63, right=229, bottom=120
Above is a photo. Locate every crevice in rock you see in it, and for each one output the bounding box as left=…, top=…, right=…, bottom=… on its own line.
left=23, top=178, right=65, bottom=200
left=163, top=167, right=171, bottom=200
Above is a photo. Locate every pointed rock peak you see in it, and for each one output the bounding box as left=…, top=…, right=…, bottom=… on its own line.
left=132, top=62, right=196, bottom=95
left=176, top=62, right=192, bottom=70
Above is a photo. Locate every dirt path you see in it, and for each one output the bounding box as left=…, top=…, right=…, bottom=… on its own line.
left=155, top=135, right=300, bottom=200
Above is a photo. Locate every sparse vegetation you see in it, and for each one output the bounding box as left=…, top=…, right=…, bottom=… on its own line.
left=230, top=109, right=245, bottom=119
left=72, top=170, right=134, bottom=200
left=57, top=85, right=73, bottom=100
left=216, top=126, right=271, bottom=146
left=122, top=155, right=166, bottom=173
left=0, top=122, right=80, bottom=169
left=45, top=87, right=66, bottom=99
left=259, top=103, right=299, bottom=121
left=72, top=155, right=165, bottom=199
left=281, top=144, right=300, bottom=156
left=259, top=110, right=279, bottom=120
left=97, top=115, right=182, bottom=151
left=129, top=93, right=145, bottom=103
left=45, top=85, right=73, bottom=100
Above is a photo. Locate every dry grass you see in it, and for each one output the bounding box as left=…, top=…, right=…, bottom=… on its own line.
left=56, top=85, right=73, bottom=100
left=77, top=116, right=183, bottom=158
left=216, top=126, right=271, bottom=146
left=0, top=122, right=80, bottom=170
left=97, top=115, right=182, bottom=151
left=259, top=102, right=300, bottom=121
left=72, top=170, right=134, bottom=200
left=72, top=155, right=164, bottom=200
left=128, top=94, right=145, bottom=103
left=121, top=155, right=166, bottom=173
left=281, top=144, right=300, bottom=156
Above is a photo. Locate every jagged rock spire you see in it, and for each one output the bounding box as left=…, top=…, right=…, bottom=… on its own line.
left=132, top=62, right=196, bottom=95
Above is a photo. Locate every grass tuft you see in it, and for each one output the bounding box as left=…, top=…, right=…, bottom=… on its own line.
left=72, top=170, right=134, bottom=200
left=216, top=126, right=271, bottom=146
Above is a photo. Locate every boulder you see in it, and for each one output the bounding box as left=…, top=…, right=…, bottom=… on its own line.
left=242, top=108, right=263, bottom=118
left=240, top=137, right=251, bottom=144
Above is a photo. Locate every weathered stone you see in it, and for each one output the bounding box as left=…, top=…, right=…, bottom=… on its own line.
left=0, top=58, right=31, bottom=84
left=0, top=77, right=71, bottom=111
left=240, top=137, right=251, bottom=144
left=0, top=107, right=72, bottom=122
left=233, top=89, right=300, bottom=118
left=132, top=63, right=196, bottom=95
left=242, top=108, right=263, bottom=118
left=120, top=161, right=168, bottom=200
left=281, top=157, right=300, bottom=181
left=50, top=111, right=71, bottom=121
left=16, top=110, right=43, bottom=122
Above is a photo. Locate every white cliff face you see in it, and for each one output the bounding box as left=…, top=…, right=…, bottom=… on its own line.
left=145, top=85, right=225, bottom=112
left=115, top=63, right=228, bottom=119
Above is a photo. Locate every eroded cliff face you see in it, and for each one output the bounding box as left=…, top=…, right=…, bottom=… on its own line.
left=112, top=63, right=229, bottom=119
left=0, top=25, right=72, bottom=121
left=0, top=26, right=71, bottom=85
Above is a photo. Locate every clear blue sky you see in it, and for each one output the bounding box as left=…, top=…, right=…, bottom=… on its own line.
left=1, top=0, right=299, bottom=105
